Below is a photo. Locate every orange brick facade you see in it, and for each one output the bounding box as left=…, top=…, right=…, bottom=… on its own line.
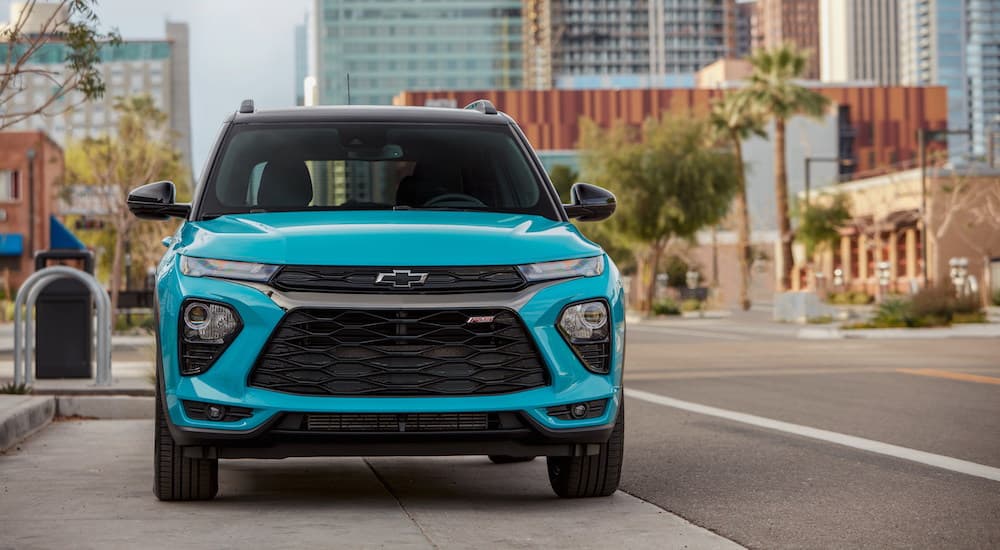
left=394, top=86, right=949, bottom=177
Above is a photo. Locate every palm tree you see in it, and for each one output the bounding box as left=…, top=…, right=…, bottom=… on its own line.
left=709, top=90, right=766, bottom=310
left=745, top=44, right=830, bottom=291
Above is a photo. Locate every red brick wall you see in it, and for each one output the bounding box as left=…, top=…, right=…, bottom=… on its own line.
left=395, top=86, right=949, bottom=176
left=0, top=132, right=63, bottom=290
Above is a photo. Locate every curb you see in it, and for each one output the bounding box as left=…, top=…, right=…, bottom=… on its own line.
left=0, top=396, right=55, bottom=452
left=55, top=396, right=154, bottom=420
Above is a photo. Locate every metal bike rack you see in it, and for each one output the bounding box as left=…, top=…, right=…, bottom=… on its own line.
left=13, top=266, right=112, bottom=386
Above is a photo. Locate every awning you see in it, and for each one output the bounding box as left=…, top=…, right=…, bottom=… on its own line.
left=0, top=233, right=23, bottom=256
left=50, top=215, right=87, bottom=250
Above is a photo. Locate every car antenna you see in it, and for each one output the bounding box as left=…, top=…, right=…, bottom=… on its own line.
left=346, top=72, right=351, bottom=105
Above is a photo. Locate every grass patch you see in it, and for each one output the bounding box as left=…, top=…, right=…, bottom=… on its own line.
left=0, top=382, right=32, bottom=394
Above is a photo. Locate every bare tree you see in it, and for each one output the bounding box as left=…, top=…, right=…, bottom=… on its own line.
left=929, top=173, right=1000, bottom=301
left=65, top=96, right=186, bottom=312
left=0, top=0, right=119, bottom=129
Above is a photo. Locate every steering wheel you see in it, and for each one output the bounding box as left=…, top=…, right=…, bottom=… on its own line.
left=422, top=193, right=487, bottom=208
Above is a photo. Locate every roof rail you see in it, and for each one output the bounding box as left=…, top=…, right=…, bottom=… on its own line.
left=464, top=99, right=498, bottom=115
left=239, top=99, right=255, bottom=114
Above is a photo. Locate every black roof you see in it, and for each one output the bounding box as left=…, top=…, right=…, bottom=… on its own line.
left=231, top=105, right=510, bottom=126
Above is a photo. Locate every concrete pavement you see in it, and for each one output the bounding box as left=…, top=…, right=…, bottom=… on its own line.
left=0, top=420, right=742, bottom=550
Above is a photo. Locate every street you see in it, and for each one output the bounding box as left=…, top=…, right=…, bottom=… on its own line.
left=2, top=314, right=999, bottom=549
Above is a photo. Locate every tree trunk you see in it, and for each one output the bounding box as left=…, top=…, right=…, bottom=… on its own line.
left=773, top=117, right=793, bottom=291
left=733, top=136, right=753, bottom=310
left=644, top=240, right=666, bottom=315
left=630, top=251, right=647, bottom=312
left=109, top=225, right=126, bottom=315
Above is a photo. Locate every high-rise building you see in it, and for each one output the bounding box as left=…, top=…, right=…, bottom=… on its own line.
left=898, top=0, right=969, bottom=159
left=753, top=0, right=821, bottom=79
left=522, top=0, right=736, bottom=89
left=0, top=14, right=193, bottom=171
left=313, top=0, right=523, bottom=105
left=819, top=0, right=899, bottom=85
left=966, top=0, right=1000, bottom=159
left=734, top=0, right=756, bottom=58
left=294, top=15, right=308, bottom=106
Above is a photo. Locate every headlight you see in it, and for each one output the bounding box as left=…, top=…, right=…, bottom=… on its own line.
left=558, top=299, right=611, bottom=374
left=518, top=256, right=604, bottom=282
left=180, top=256, right=279, bottom=282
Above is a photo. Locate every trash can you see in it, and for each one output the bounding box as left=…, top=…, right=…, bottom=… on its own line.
left=34, top=250, right=96, bottom=379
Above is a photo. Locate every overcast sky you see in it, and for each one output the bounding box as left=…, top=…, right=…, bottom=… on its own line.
left=3, top=0, right=312, bottom=173
left=94, top=0, right=311, bottom=171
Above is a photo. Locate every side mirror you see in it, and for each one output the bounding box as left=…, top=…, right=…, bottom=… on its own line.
left=127, top=181, right=191, bottom=220
left=563, top=183, right=616, bottom=222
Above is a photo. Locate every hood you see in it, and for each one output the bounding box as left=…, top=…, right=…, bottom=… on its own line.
left=176, top=210, right=603, bottom=266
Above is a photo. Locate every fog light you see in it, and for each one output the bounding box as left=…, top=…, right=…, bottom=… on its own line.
left=557, top=300, right=611, bottom=374
left=183, top=301, right=239, bottom=343
left=571, top=403, right=589, bottom=418
left=206, top=405, right=225, bottom=421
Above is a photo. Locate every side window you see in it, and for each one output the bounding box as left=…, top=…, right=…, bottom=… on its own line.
left=0, top=170, right=21, bottom=202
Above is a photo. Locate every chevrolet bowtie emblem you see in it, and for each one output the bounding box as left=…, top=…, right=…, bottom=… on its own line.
left=375, top=269, right=429, bottom=288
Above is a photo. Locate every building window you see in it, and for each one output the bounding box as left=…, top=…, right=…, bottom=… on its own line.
left=0, top=170, right=21, bottom=202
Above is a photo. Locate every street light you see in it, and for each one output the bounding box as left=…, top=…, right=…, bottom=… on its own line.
left=803, top=156, right=855, bottom=207
left=917, top=128, right=972, bottom=285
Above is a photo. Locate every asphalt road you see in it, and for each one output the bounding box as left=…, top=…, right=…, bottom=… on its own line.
left=2, top=313, right=998, bottom=549
left=622, top=316, right=1000, bottom=549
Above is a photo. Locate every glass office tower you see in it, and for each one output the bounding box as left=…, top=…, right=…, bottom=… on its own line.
left=313, top=0, right=523, bottom=105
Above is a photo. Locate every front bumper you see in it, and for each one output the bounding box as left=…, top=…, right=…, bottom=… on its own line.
left=155, top=256, right=625, bottom=454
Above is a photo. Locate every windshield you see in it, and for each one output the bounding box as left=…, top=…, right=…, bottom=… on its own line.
left=197, top=123, right=558, bottom=220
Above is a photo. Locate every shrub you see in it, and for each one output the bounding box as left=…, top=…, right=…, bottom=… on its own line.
left=872, top=298, right=912, bottom=328
left=680, top=299, right=702, bottom=312
left=651, top=297, right=680, bottom=316
left=993, top=289, right=1000, bottom=307
left=909, top=285, right=956, bottom=321
left=849, top=291, right=874, bottom=305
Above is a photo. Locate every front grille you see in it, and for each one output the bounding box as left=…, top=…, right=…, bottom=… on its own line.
left=304, top=412, right=494, bottom=432
left=249, top=308, right=549, bottom=396
left=271, top=265, right=526, bottom=294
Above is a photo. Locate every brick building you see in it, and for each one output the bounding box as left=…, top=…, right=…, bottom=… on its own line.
left=0, top=131, right=63, bottom=290
left=395, top=84, right=948, bottom=179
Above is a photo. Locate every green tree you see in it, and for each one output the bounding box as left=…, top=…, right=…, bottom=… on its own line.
left=1, top=1, right=120, bottom=129
left=579, top=115, right=740, bottom=313
left=547, top=164, right=578, bottom=203
left=796, top=194, right=851, bottom=258
left=65, top=96, right=187, bottom=311
left=709, top=90, right=767, bottom=311
left=745, top=44, right=830, bottom=291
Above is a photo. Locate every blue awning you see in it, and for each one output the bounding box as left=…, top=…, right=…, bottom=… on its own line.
left=50, top=216, right=87, bottom=250
left=0, top=233, right=23, bottom=256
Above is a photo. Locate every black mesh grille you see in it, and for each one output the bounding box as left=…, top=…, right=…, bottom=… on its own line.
left=249, top=308, right=549, bottom=396
left=271, top=265, right=526, bottom=294
left=303, top=412, right=495, bottom=432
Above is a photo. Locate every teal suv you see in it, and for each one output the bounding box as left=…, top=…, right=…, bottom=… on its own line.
left=128, top=100, right=624, bottom=501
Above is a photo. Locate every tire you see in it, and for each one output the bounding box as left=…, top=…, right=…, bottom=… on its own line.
left=153, top=371, right=219, bottom=501
left=488, top=455, right=536, bottom=464
left=546, top=402, right=624, bottom=498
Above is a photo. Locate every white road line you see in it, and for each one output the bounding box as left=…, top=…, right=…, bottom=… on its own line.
left=628, top=325, right=753, bottom=341
left=625, top=388, right=1000, bottom=483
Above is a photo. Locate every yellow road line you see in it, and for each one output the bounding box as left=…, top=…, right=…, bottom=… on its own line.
left=896, top=368, right=1000, bottom=386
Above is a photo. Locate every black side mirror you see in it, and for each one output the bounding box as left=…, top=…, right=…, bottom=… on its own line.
left=127, top=181, right=191, bottom=220
left=563, top=182, right=616, bottom=222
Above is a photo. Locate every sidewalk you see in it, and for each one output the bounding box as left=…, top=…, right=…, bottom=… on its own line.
left=798, top=322, right=1000, bottom=340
